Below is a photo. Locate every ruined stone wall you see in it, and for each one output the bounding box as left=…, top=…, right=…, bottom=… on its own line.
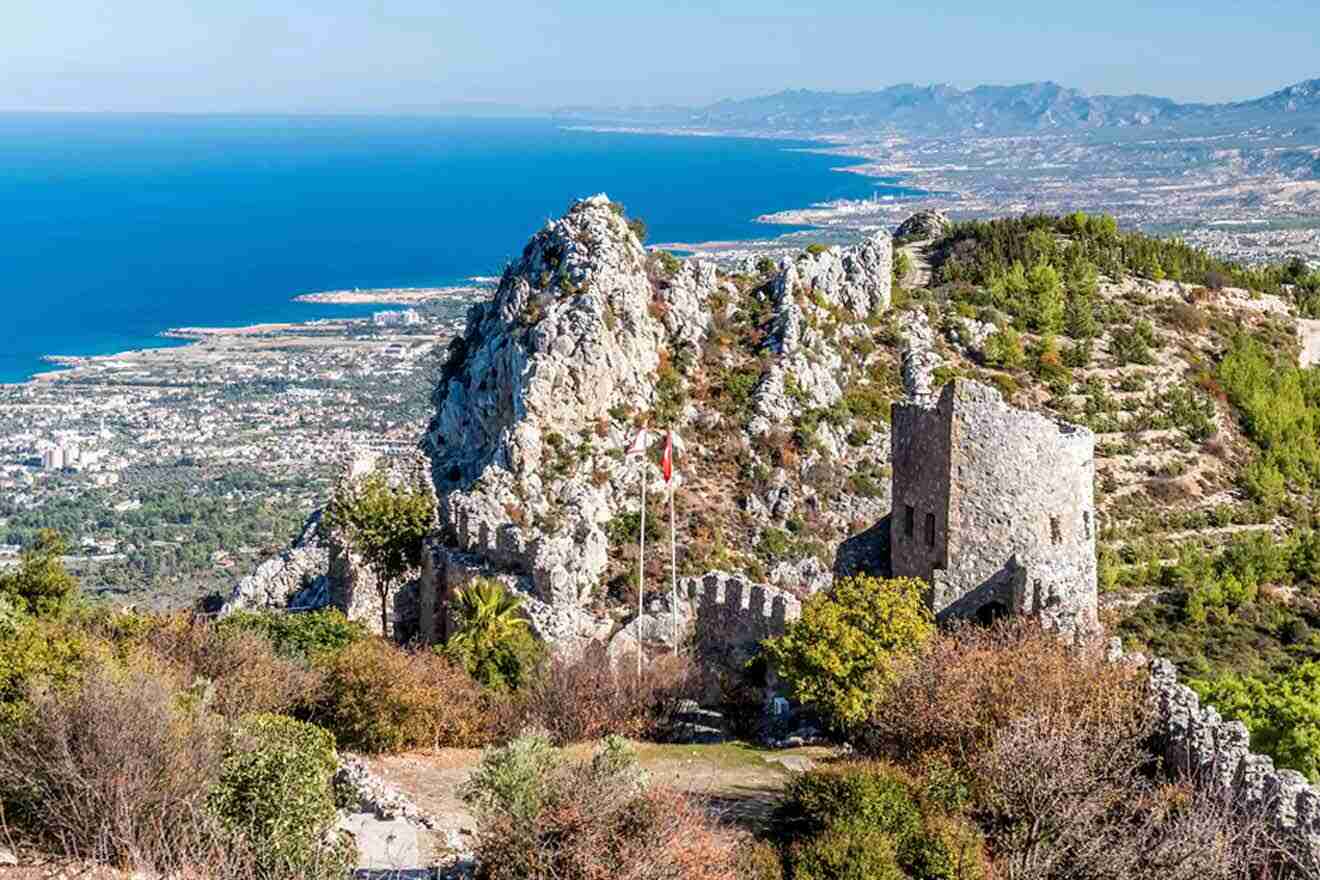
left=1124, top=647, right=1320, bottom=866
left=889, top=397, right=952, bottom=583
left=891, top=379, right=1098, bottom=633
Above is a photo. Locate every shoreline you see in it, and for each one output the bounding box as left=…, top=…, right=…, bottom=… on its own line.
left=293, top=285, right=486, bottom=305
left=9, top=131, right=920, bottom=388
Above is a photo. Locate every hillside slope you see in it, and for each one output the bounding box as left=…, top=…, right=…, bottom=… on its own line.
left=422, top=195, right=898, bottom=642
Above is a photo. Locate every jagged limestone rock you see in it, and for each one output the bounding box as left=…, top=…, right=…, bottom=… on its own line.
left=895, top=209, right=952, bottom=241
left=419, top=194, right=894, bottom=646
left=1119, top=650, right=1320, bottom=864
left=222, top=510, right=328, bottom=614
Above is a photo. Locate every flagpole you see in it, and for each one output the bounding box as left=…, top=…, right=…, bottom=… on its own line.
left=670, top=478, right=678, bottom=656
left=638, top=446, right=646, bottom=680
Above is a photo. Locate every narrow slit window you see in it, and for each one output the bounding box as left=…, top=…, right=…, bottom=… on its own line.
left=904, top=505, right=915, bottom=539
left=1083, top=511, right=1092, bottom=539
left=925, top=512, right=936, bottom=548
left=1050, top=516, right=1062, bottom=545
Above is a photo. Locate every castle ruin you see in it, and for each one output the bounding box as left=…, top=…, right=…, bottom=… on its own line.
left=890, top=378, right=1098, bottom=635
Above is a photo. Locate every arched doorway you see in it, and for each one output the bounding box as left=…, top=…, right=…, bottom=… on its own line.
left=976, top=601, right=1008, bottom=626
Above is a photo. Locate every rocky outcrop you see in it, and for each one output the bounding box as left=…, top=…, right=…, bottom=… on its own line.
left=222, top=510, right=329, bottom=614
left=895, top=210, right=952, bottom=241
left=899, top=309, right=941, bottom=404
left=418, top=195, right=894, bottom=647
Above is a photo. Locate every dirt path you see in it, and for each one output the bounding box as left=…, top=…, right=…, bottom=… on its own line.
left=900, top=239, right=934, bottom=288
left=366, top=741, right=833, bottom=838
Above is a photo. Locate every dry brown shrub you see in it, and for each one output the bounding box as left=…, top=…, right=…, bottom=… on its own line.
left=473, top=768, right=739, bottom=880
left=857, top=620, right=1148, bottom=770
left=1167, top=301, right=1209, bottom=334
left=501, top=646, right=700, bottom=744
left=1145, top=476, right=1197, bottom=504
left=0, top=661, right=234, bottom=874
left=312, top=638, right=493, bottom=752
left=130, top=613, right=319, bottom=720
left=975, top=715, right=1288, bottom=880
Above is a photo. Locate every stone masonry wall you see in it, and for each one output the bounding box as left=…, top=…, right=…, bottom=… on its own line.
left=1124, top=646, right=1320, bottom=866
left=891, top=378, right=1098, bottom=634
left=889, top=399, right=951, bottom=583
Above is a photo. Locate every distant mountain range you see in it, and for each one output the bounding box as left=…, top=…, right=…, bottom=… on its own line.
left=558, top=78, right=1320, bottom=136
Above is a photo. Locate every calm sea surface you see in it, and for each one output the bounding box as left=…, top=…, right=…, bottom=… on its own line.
left=0, top=115, right=918, bottom=383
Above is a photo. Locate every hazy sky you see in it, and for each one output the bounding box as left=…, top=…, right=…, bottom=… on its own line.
left=4, top=0, right=1317, bottom=112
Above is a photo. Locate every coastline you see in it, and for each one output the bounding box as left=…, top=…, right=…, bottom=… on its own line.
left=293, top=285, right=486, bottom=306
left=8, top=129, right=925, bottom=388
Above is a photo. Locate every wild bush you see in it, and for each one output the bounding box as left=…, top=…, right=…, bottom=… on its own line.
left=503, top=646, right=698, bottom=744
left=982, top=326, right=1025, bottom=369
left=217, top=608, right=366, bottom=661
left=1191, top=663, right=1320, bottom=782
left=464, top=735, right=739, bottom=880
left=974, top=715, right=1279, bottom=880
left=857, top=621, right=1147, bottom=771
left=762, top=575, right=934, bottom=731
left=120, top=612, right=320, bottom=720
left=775, top=762, right=985, bottom=880
left=312, top=638, right=491, bottom=752
left=1218, top=334, right=1320, bottom=502
left=0, top=614, right=96, bottom=729
left=0, top=660, right=227, bottom=872
left=208, top=713, right=351, bottom=878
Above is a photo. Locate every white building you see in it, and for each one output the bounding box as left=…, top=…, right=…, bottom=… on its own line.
left=373, top=309, right=422, bottom=327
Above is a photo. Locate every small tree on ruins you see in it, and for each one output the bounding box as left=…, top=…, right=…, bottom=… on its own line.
left=325, top=466, right=434, bottom=636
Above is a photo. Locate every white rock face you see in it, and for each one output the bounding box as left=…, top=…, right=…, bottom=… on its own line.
left=425, top=195, right=667, bottom=609
left=222, top=511, right=328, bottom=613
left=422, top=195, right=894, bottom=646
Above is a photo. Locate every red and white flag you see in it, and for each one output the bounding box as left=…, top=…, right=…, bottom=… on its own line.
left=660, top=430, right=685, bottom=482
left=625, top=426, right=650, bottom=458
left=661, top=431, right=673, bottom=482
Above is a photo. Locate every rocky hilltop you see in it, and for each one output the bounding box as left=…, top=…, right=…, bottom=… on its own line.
left=420, top=194, right=895, bottom=643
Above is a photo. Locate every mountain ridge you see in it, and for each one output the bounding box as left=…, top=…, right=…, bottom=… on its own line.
left=558, top=77, right=1320, bottom=135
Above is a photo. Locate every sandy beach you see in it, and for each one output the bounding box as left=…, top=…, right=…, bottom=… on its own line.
left=293, top=286, right=484, bottom=305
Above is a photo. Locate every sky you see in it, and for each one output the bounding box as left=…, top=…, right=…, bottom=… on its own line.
left=3, top=0, right=1317, bottom=113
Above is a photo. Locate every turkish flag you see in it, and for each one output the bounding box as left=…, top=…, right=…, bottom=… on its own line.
left=661, top=431, right=673, bottom=482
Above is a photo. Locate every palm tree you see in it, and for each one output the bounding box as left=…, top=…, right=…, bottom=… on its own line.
left=447, top=579, right=540, bottom=689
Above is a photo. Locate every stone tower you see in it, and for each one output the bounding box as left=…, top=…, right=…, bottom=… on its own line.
left=890, top=378, right=1098, bottom=635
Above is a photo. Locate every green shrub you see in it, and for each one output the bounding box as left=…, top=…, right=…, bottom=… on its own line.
left=0, top=530, right=78, bottom=617
left=898, top=816, right=986, bottom=880
left=805, top=243, right=829, bottom=256
left=789, top=820, right=905, bottom=880
left=1191, top=663, right=1320, bottom=782
left=776, top=762, right=921, bottom=840
left=982, top=327, right=1025, bottom=369
left=208, top=713, right=350, bottom=877
left=461, top=732, right=561, bottom=824
left=0, top=616, right=95, bottom=729
left=217, top=608, right=366, bottom=661
left=762, top=575, right=934, bottom=730
left=444, top=579, right=543, bottom=691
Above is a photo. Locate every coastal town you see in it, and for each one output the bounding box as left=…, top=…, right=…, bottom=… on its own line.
left=0, top=293, right=480, bottom=606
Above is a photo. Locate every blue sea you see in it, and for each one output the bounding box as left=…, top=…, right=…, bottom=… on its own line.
left=0, top=115, right=918, bottom=383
